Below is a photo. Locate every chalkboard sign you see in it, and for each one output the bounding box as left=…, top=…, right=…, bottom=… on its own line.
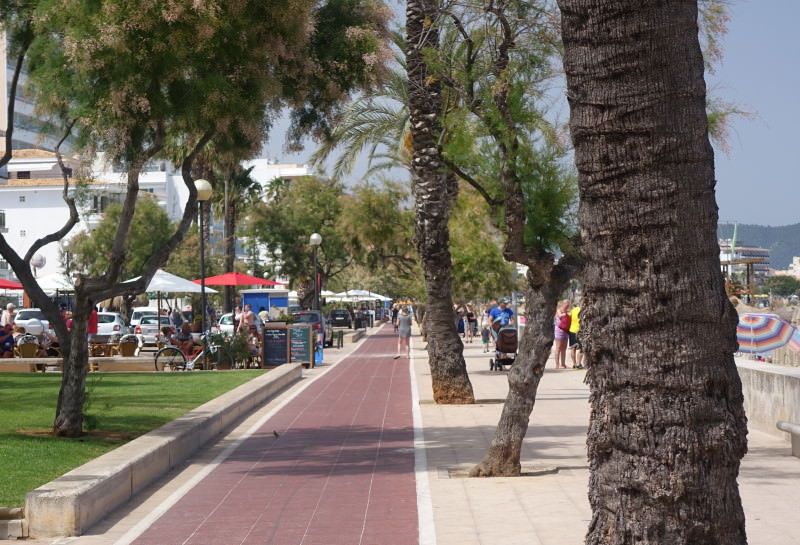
left=289, top=325, right=314, bottom=368
left=263, top=325, right=289, bottom=366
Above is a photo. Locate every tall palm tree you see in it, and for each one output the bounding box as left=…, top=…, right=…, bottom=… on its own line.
left=557, top=0, right=747, bottom=542
left=406, top=0, right=474, bottom=403
left=310, top=33, right=411, bottom=178
left=211, top=166, right=262, bottom=312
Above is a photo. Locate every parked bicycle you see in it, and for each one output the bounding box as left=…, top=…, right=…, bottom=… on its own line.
left=153, top=332, right=232, bottom=371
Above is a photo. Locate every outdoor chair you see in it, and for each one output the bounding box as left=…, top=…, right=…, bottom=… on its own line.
left=15, top=342, right=39, bottom=358
left=112, top=335, right=139, bottom=357
left=15, top=337, right=45, bottom=372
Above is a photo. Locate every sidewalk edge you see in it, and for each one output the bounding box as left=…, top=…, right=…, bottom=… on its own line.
left=409, top=337, right=437, bottom=545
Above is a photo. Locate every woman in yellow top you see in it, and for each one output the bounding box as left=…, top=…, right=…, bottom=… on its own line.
left=568, top=305, right=583, bottom=369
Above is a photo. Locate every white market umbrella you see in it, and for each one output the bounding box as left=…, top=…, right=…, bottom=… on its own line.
left=123, top=269, right=217, bottom=324
left=123, top=269, right=218, bottom=294
left=146, top=269, right=217, bottom=294
left=36, top=272, right=74, bottom=294
left=333, top=289, right=391, bottom=302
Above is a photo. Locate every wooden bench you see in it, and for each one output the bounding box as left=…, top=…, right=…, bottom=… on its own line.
left=776, top=421, right=800, bottom=459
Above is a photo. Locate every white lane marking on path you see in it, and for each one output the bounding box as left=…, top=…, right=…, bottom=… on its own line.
left=409, top=338, right=437, bottom=545
left=113, top=339, right=367, bottom=545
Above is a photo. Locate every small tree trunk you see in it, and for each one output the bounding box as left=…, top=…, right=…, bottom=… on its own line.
left=471, top=263, right=571, bottom=476
left=53, top=299, right=91, bottom=437
left=407, top=0, right=473, bottom=404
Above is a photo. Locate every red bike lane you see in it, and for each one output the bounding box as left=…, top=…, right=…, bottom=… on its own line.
left=132, top=326, right=418, bottom=545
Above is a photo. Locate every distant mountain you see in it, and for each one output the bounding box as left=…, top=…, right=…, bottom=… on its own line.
left=717, top=223, right=800, bottom=270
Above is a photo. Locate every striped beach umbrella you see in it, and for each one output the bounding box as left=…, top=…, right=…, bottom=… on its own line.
left=787, top=330, right=800, bottom=353
left=736, top=313, right=796, bottom=354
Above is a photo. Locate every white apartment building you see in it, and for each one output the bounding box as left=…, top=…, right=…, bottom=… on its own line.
left=0, top=33, right=65, bottom=155
left=0, top=149, right=309, bottom=281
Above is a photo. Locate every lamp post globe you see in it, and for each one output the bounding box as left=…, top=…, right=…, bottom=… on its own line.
left=195, top=179, right=213, bottom=353
left=195, top=179, right=213, bottom=202
left=309, top=233, right=322, bottom=311
left=31, top=253, right=46, bottom=278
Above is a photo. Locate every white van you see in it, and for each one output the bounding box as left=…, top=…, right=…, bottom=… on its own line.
left=129, top=307, right=158, bottom=333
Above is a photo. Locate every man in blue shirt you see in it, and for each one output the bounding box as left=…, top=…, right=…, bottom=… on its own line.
left=489, top=298, right=514, bottom=326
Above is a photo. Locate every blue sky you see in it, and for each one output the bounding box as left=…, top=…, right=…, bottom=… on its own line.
left=264, top=0, right=797, bottom=227
left=710, top=0, right=799, bottom=226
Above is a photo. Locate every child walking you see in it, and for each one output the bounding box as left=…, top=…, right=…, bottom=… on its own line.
left=481, top=318, right=490, bottom=352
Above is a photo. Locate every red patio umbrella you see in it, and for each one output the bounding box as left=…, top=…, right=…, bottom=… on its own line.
left=0, top=278, right=23, bottom=290
left=192, top=272, right=285, bottom=287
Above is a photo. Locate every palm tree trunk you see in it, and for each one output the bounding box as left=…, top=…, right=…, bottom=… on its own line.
left=557, top=1, right=747, bottom=543
left=224, top=199, right=236, bottom=312
left=406, top=0, right=474, bottom=403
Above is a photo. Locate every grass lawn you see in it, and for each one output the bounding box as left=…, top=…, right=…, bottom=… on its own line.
left=0, top=370, right=267, bottom=507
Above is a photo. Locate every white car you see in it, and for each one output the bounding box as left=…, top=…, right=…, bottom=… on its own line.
left=97, top=312, right=127, bottom=341
left=218, top=313, right=235, bottom=335
left=134, top=315, right=173, bottom=346
left=14, top=308, right=53, bottom=336
left=217, top=313, right=264, bottom=336
left=130, top=307, right=158, bottom=333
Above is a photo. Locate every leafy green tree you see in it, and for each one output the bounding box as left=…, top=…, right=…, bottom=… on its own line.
left=64, top=198, right=172, bottom=279
left=338, top=181, right=417, bottom=275
left=246, top=176, right=350, bottom=306
left=211, top=166, right=263, bottom=312
left=449, top=188, right=515, bottom=302
left=0, top=0, right=390, bottom=437
left=310, top=32, right=409, bottom=178
left=762, top=275, right=800, bottom=297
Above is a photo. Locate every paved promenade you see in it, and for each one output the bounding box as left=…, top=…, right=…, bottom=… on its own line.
left=31, top=324, right=800, bottom=544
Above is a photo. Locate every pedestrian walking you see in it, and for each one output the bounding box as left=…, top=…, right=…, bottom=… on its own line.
left=569, top=304, right=583, bottom=369
left=481, top=316, right=491, bottom=352
left=394, top=307, right=412, bottom=359
left=553, top=300, right=571, bottom=369
left=466, top=305, right=477, bottom=343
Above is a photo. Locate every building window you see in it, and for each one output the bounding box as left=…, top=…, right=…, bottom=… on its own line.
left=0, top=210, right=5, bottom=229
left=0, top=259, right=7, bottom=270
left=18, top=195, right=25, bottom=202
left=19, top=230, right=26, bottom=237
left=17, top=171, right=30, bottom=179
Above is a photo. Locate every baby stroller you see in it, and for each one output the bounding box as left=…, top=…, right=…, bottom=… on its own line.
left=489, top=320, right=518, bottom=371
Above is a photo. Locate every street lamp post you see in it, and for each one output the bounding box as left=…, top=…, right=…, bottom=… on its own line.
left=309, top=233, right=322, bottom=311
left=195, top=179, right=213, bottom=338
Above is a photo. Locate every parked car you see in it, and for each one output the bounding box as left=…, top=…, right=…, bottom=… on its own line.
left=129, top=307, right=158, bottom=333
left=134, top=315, right=173, bottom=347
left=218, top=313, right=235, bottom=335
left=217, top=312, right=265, bottom=336
left=291, top=310, right=333, bottom=348
left=328, top=309, right=353, bottom=329
left=14, top=308, right=53, bottom=336
left=97, top=312, right=127, bottom=341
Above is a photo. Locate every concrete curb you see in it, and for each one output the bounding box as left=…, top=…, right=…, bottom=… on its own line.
left=24, top=364, right=302, bottom=538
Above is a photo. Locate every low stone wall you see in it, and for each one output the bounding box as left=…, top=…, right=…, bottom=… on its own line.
left=0, top=356, right=154, bottom=373
left=736, top=358, right=800, bottom=441
left=25, top=363, right=302, bottom=538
